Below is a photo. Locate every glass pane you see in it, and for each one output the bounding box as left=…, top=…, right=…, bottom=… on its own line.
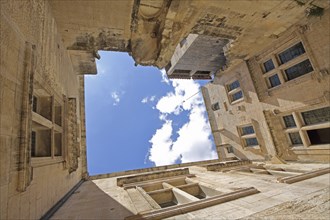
left=302, top=107, right=330, bottom=125
left=245, top=138, right=258, bottom=146
left=228, top=80, right=240, bottom=91
left=289, top=132, right=303, bottom=145
left=268, top=74, right=281, bottom=88
left=263, top=59, right=275, bottom=73
left=241, top=126, right=255, bottom=135
left=231, top=90, right=243, bottom=101
left=285, top=59, right=313, bottom=81
left=279, top=42, right=305, bottom=64
left=283, top=115, right=296, bottom=128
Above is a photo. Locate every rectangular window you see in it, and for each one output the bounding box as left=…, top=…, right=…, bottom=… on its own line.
left=226, top=146, right=234, bottom=153
left=263, top=59, right=275, bottom=73
left=302, top=107, right=330, bottom=125
left=283, top=115, right=296, bottom=128
left=231, top=90, right=243, bottom=102
left=245, top=138, right=258, bottom=146
left=268, top=74, right=281, bottom=88
left=288, top=132, right=303, bottom=145
left=278, top=42, right=306, bottom=64
left=227, top=80, right=240, bottom=91
left=31, top=131, right=36, bottom=157
left=241, top=126, right=255, bottom=135
left=32, top=96, right=38, bottom=112
left=307, top=128, right=330, bottom=145
left=284, top=59, right=313, bottom=81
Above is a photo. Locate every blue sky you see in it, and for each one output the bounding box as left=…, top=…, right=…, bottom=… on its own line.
left=85, top=51, right=217, bottom=175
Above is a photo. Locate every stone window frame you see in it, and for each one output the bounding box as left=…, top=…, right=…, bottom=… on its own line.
left=237, top=124, right=260, bottom=149
left=280, top=106, right=330, bottom=149
left=225, top=79, right=244, bottom=104
left=124, top=174, right=259, bottom=220
left=259, top=39, right=315, bottom=90
left=30, top=81, right=65, bottom=167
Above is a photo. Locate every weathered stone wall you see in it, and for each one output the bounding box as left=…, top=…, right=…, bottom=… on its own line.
left=204, top=9, right=330, bottom=162
left=1, top=0, right=85, bottom=219
left=51, top=163, right=330, bottom=219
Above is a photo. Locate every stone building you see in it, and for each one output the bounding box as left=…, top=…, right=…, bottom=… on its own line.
left=202, top=8, right=330, bottom=163
left=1, top=0, right=329, bottom=219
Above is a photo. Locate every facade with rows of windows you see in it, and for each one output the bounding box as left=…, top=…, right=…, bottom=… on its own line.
left=203, top=15, right=330, bottom=163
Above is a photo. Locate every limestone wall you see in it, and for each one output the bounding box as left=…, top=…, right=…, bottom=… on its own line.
left=1, top=0, right=85, bottom=218
left=203, top=9, right=330, bottom=162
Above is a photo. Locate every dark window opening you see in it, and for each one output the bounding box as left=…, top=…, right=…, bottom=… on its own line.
left=302, top=107, right=330, bottom=125
left=226, top=146, right=234, bottom=153
left=263, top=59, right=275, bottom=73
left=159, top=201, right=177, bottom=208
left=268, top=74, right=281, bottom=88
left=289, top=132, right=303, bottom=145
left=283, top=115, right=296, bottom=128
left=227, top=80, right=240, bottom=91
left=173, top=69, right=191, bottom=74
left=31, top=131, right=36, bottom=157
left=32, top=96, right=38, bottom=112
left=278, top=42, right=306, bottom=64
left=231, top=91, right=243, bottom=102
left=194, top=70, right=211, bottom=75
left=284, top=59, right=313, bottom=81
left=245, top=138, right=258, bottom=146
left=211, top=102, right=220, bottom=111
left=307, top=128, right=330, bottom=145
left=241, top=126, right=255, bottom=135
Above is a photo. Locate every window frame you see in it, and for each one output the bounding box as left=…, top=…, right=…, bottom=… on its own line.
left=281, top=106, right=330, bottom=149
left=225, top=79, right=244, bottom=104
left=259, top=40, right=314, bottom=90
left=31, top=83, right=65, bottom=167
left=237, top=124, right=260, bottom=149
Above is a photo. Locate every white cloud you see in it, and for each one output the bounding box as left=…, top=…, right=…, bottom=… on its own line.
left=141, top=95, right=157, bottom=104
left=111, top=91, right=121, bottom=106
left=160, top=69, right=170, bottom=85
left=141, top=97, right=148, bottom=103
left=148, top=77, right=217, bottom=166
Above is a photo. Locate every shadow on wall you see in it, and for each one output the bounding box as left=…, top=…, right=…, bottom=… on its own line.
left=51, top=181, right=134, bottom=219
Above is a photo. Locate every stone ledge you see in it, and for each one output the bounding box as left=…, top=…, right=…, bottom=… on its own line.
left=125, top=187, right=260, bottom=220
left=278, top=167, right=330, bottom=184
left=117, top=168, right=190, bottom=187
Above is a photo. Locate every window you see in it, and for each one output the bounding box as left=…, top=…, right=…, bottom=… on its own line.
left=263, top=59, right=275, bottom=73
left=307, top=128, right=330, bottom=145
left=301, top=107, right=330, bottom=125
left=278, top=42, right=305, bottom=64
left=268, top=74, right=281, bottom=88
left=227, top=80, right=240, bottom=91
left=211, top=102, right=220, bottom=111
left=284, top=59, right=313, bottom=81
left=241, top=125, right=255, bottom=135
left=288, top=132, right=303, bottom=145
left=245, top=138, right=258, bottom=146
left=226, top=146, right=234, bottom=153
left=282, top=107, right=330, bottom=148
left=226, top=80, right=243, bottom=103
left=173, top=69, right=191, bottom=74
left=259, top=41, right=314, bottom=90
left=283, top=115, right=296, bottom=128
left=31, top=86, right=64, bottom=160
left=238, top=124, right=259, bottom=148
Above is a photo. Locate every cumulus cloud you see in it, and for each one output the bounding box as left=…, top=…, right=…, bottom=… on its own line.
left=147, top=72, right=217, bottom=166
left=111, top=91, right=121, bottom=106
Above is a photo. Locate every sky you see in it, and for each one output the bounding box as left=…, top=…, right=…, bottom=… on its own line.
left=85, top=51, right=218, bottom=175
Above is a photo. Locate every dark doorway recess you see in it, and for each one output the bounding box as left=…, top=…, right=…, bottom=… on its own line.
left=307, top=128, right=330, bottom=145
